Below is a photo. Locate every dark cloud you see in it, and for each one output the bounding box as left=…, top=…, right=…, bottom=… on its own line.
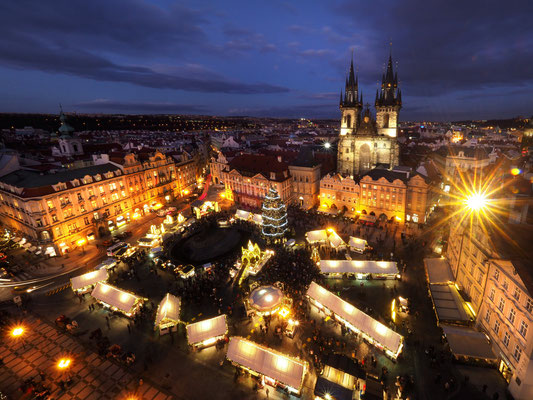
left=73, top=99, right=206, bottom=114
left=0, top=1, right=287, bottom=94
left=331, top=0, right=533, bottom=96
left=0, top=29, right=288, bottom=95
left=221, top=25, right=278, bottom=55
left=299, top=92, right=340, bottom=100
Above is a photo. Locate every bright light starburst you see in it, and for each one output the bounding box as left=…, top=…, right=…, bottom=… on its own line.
left=464, top=192, right=488, bottom=211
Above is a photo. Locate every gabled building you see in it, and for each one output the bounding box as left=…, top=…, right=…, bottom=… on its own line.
left=221, top=154, right=293, bottom=209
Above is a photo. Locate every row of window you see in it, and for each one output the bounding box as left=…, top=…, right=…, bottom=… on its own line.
left=485, top=310, right=525, bottom=362
left=488, top=292, right=529, bottom=338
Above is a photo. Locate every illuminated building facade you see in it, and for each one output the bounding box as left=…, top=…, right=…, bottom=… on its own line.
left=0, top=150, right=198, bottom=256
left=319, top=169, right=435, bottom=223
left=220, top=154, right=293, bottom=209
left=337, top=54, right=400, bottom=176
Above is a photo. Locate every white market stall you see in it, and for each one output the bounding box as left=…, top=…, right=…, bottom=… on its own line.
left=305, top=230, right=328, bottom=245
left=328, top=230, right=346, bottom=249
left=226, top=337, right=308, bottom=395
left=348, top=237, right=368, bottom=254
left=155, top=293, right=181, bottom=335
left=319, top=260, right=399, bottom=279
left=91, top=283, right=145, bottom=317
left=95, top=258, right=118, bottom=270
left=71, top=269, right=108, bottom=294
left=186, top=314, right=228, bottom=349
left=235, top=209, right=252, bottom=220
left=307, top=282, right=403, bottom=359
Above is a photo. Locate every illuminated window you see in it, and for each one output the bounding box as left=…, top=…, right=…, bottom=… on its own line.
left=519, top=321, right=528, bottom=338
left=503, top=332, right=510, bottom=347
left=513, top=345, right=522, bottom=362
left=493, top=320, right=500, bottom=334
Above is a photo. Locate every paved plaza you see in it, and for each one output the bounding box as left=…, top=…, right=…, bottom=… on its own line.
left=0, top=315, right=172, bottom=400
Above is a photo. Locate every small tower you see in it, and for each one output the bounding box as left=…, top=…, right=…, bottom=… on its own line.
left=375, top=51, right=401, bottom=137
left=339, top=56, right=362, bottom=136
left=57, top=108, right=83, bottom=156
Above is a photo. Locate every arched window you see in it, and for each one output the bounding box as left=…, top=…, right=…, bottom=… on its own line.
left=346, top=114, right=352, bottom=128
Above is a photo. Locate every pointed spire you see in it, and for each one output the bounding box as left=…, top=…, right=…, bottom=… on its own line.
left=340, top=90, right=343, bottom=106
left=355, top=74, right=358, bottom=88
left=375, top=89, right=379, bottom=105
left=360, top=90, right=363, bottom=105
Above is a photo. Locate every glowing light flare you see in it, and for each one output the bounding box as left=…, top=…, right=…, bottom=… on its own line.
left=57, top=358, right=71, bottom=369
left=464, top=192, right=488, bottom=211
left=511, top=168, right=521, bottom=176
left=278, top=307, right=290, bottom=318
left=11, top=327, right=24, bottom=337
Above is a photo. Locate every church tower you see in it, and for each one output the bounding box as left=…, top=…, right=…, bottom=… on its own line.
left=339, top=57, right=362, bottom=136
left=375, top=52, right=402, bottom=138
left=57, top=108, right=83, bottom=157
left=338, top=56, right=363, bottom=175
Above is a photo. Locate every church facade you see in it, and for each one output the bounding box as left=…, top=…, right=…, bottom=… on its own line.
left=337, top=54, right=401, bottom=176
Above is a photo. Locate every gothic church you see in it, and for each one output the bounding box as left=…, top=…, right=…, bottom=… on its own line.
left=337, top=53, right=401, bottom=176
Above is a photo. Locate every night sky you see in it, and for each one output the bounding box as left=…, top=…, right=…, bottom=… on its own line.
left=0, top=0, right=531, bottom=121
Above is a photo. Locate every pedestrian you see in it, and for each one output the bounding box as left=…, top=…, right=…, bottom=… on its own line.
left=266, top=388, right=269, bottom=398
left=127, top=323, right=131, bottom=334
left=106, top=316, right=110, bottom=329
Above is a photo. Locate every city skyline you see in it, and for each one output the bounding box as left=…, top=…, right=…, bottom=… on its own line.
left=0, top=0, right=531, bottom=121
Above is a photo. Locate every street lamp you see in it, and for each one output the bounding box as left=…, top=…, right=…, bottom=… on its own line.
left=57, top=358, right=71, bottom=370
left=11, top=326, right=24, bottom=338
left=464, top=191, right=488, bottom=211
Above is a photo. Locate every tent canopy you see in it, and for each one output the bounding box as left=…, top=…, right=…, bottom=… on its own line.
left=227, top=337, right=307, bottom=391
left=429, top=284, right=474, bottom=323
left=186, top=314, right=227, bottom=345
left=328, top=230, right=346, bottom=248
left=348, top=237, right=367, bottom=251
left=252, top=214, right=263, bottom=225
left=320, top=260, right=398, bottom=275
left=71, top=269, right=108, bottom=291
left=424, top=258, right=454, bottom=284
left=236, top=209, right=251, bottom=220
left=248, top=285, right=284, bottom=313
left=441, top=324, right=497, bottom=360
left=307, top=282, right=403, bottom=357
left=306, top=230, right=328, bottom=244
left=155, top=293, right=181, bottom=327
left=91, top=283, right=142, bottom=315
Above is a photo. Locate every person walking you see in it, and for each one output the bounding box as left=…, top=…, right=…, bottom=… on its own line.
left=105, top=315, right=110, bottom=329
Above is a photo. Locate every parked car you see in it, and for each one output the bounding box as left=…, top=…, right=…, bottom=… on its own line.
left=115, top=231, right=132, bottom=240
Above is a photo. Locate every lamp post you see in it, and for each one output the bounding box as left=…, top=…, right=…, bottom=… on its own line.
left=57, top=357, right=73, bottom=389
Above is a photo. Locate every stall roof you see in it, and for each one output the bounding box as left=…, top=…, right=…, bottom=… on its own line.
left=186, top=314, right=227, bottom=345
left=252, top=213, right=263, bottom=225
left=307, top=282, right=403, bottom=356
left=71, top=269, right=108, bottom=291
left=320, top=260, right=398, bottom=275
left=348, top=237, right=367, bottom=250
left=359, top=214, right=377, bottom=223
left=91, top=283, right=142, bottom=314
left=424, top=258, right=454, bottom=284
left=314, top=376, right=353, bottom=400
left=226, top=337, right=307, bottom=390
left=236, top=209, right=251, bottom=220
left=155, top=293, right=181, bottom=327
left=306, top=229, right=328, bottom=243
left=328, top=230, right=346, bottom=248
left=95, top=258, right=117, bottom=270
left=429, top=284, right=474, bottom=323
left=441, top=325, right=497, bottom=360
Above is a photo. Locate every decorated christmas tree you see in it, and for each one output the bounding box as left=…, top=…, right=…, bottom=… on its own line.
left=261, top=186, right=288, bottom=242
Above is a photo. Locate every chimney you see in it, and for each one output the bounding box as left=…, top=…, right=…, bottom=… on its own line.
left=277, top=156, right=282, bottom=163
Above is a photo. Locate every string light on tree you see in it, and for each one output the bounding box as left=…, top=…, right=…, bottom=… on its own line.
left=261, top=186, right=288, bottom=243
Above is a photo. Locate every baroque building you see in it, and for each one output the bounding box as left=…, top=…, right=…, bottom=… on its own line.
left=337, top=54, right=400, bottom=176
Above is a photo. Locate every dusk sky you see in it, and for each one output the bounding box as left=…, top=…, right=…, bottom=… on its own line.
left=0, top=0, right=531, bottom=121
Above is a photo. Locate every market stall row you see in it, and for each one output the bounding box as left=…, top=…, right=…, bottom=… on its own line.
left=307, top=282, right=403, bottom=359
left=319, top=260, right=399, bottom=280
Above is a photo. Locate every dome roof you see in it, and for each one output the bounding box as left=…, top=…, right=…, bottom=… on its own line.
left=248, top=285, right=283, bottom=313
left=58, top=110, right=75, bottom=137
